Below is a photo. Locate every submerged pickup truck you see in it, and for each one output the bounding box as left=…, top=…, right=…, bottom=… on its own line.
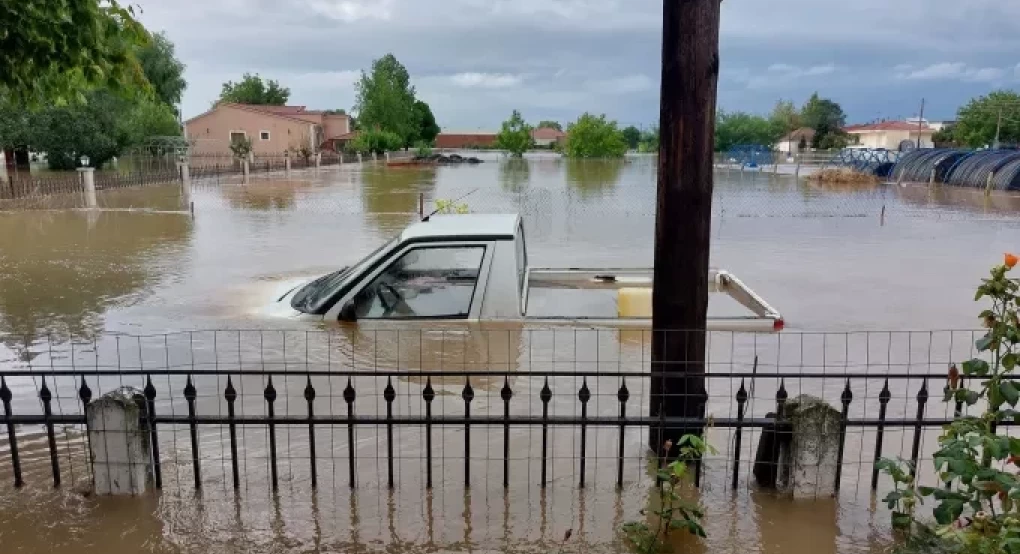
left=274, top=214, right=783, bottom=331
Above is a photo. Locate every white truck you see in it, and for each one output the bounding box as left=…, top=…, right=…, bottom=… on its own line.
left=275, top=214, right=783, bottom=331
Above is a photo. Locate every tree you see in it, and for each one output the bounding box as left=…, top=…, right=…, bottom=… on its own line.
left=354, top=54, right=417, bottom=145
left=622, top=126, right=642, bottom=150
left=136, top=32, right=186, bottom=110
left=413, top=100, right=440, bottom=146
left=954, top=90, right=1020, bottom=148
left=350, top=129, right=403, bottom=155
left=638, top=127, right=659, bottom=153
left=0, top=0, right=148, bottom=104
left=932, top=124, right=956, bottom=146
left=800, top=93, right=846, bottom=148
left=32, top=91, right=133, bottom=169
left=324, top=109, right=347, bottom=115
left=769, top=99, right=801, bottom=136
left=219, top=73, right=290, bottom=105
left=496, top=110, right=533, bottom=157
left=537, top=120, right=562, bottom=132
left=122, top=100, right=181, bottom=144
left=563, top=114, right=628, bottom=158
left=714, top=111, right=784, bottom=152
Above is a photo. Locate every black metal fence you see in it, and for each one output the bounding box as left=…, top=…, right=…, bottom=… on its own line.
left=0, top=329, right=1008, bottom=499
left=1, top=170, right=180, bottom=200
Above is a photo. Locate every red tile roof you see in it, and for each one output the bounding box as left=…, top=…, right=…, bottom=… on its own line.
left=532, top=127, right=566, bottom=140
left=844, top=121, right=931, bottom=132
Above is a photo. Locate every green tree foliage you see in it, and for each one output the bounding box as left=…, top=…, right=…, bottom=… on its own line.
left=638, top=127, right=659, bottom=153
left=800, top=93, right=847, bottom=148
left=621, top=126, right=641, bottom=150
left=537, top=120, right=562, bottom=132
left=350, top=129, right=403, bottom=155
left=496, top=110, right=533, bottom=157
left=135, top=32, right=186, bottom=110
left=354, top=54, right=417, bottom=144
left=123, top=100, right=181, bottom=143
left=769, top=99, right=801, bottom=136
left=932, top=124, right=957, bottom=146
left=0, top=0, right=148, bottom=104
left=413, top=100, right=440, bottom=146
left=324, top=109, right=347, bottom=115
left=954, top=90, right=1020, bottom=148
left=0, top=99, right=33, bottom=151
left=32, top=91, right=133, bottom=169
left=564, top=113, right=628, bottom=158
left=219, top=73, right=290, bottom=105
left=714, top=110, right=784, bottom=152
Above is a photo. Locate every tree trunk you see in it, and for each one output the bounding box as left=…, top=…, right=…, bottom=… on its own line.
left=649, top=0, right=721, bottom=452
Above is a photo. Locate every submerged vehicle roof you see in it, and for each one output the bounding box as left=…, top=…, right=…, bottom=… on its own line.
left=401, top=214, right=521, bottom=241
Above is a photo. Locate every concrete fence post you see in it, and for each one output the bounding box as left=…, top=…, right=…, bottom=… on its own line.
left=385, top=151, right=391, bottom=163
left=177, top=162, right=192, bottom=204
left=778, top=395, right=841, bottom=499
left=78, top=167, right=97, bottom=208
left=372, top=152, right=378, bottom=161
left=285, top=156, right=291, bottom=175
left=315, top=152, right=322, bottom=169
left=794, top=160, right=801, bottom=179
left=86, top=388, right=152, bottom=495
left=985, top=171, right=996, bottom=196
left=929, top=168, right=937, bottom=186
left=357, top=153, right=363, bottom=164
left=242, top=160, right=251, bottom=185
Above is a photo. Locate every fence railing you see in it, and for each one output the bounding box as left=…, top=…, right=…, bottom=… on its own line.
left=0, top=329, right=1007, bottom=497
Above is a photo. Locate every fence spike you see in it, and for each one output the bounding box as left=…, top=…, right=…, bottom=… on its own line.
left=184, top=375, right=197, bottom=401
left=224, top=375, right=239, bottom=489
left=733, top=378, right=749, bottom=489
left=579, top=377, right=590, bottom=488
left=143, top=375, right=161, bottom=489
left=462, top=378, right=474, bottom=403
left=224, top=376, right=237, bottom=403
left=736, top=379, right=748, bottom=404
left=501, top=377, right=513, bottom=402
left=617, top=379, right=629, bottom=488
left=78, top=378, right=92, bottom=405
left=872, top=378, right=892, bottom=490
left=264, top=375, right=277, bottom=403
left=385, top=377, right=395, bottom=488
left=841, top=379, right=853, bottom=406
left=502, top=376, right=512, bottom=488
left=423, top=377, right=434, bottom=488
left=879, top=379, right=891, bottom=405
left=618, top=379, right=630, bottom=404
left=144, top=376, right=156, bottom=402
left=265, top=375, right=278, bottom=491
left=540, top=377, right=551, bottom=487
left=304, top=376, right=316, bottom=402
left=305, top=375, right=318, bottom=488
left=343, top=377, right=356, bottom=405
left=835, top=379, right=853, bottom=491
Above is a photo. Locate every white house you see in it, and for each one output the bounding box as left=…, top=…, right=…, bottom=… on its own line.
left=844, top=121, right=935, bottom=151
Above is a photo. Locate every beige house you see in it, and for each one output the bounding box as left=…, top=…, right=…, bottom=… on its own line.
left=844, top=121, right=935, bottom=151
left=184, top=103, right=352, bottom=155
left=532, top=127, right=566, bottom=147
left=774, top=128, right=815, bottom=155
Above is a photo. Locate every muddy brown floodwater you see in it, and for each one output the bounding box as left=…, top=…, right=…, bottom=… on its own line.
left=1, top=154, right=1020, bottom=553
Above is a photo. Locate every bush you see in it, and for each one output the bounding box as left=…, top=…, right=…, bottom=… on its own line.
left=496, top=110, right=533, bottom=157
left=881, top=254, right=1020, bottom=553
left=564, top=113, right=628, bottom=158
left=351, top=130, right=403, bottom=155
left=415, top=141, right=433, bottom=158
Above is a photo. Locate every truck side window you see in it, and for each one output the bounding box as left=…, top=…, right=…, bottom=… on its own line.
left=352, top=246, right=485, bottom=319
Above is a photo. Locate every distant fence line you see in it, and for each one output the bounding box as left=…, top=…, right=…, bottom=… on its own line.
left=0, top=151, right=415, bottom=201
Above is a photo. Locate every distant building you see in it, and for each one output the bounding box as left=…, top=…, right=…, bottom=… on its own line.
left=435, top=132, right=498, bottom=149
left=843, top=121, right=935, bottom=151
left=774, top=128, right=816, bottom=155
left=184, top=103, right=352, bottom=155
left=532, top=127, right=566, bottom=147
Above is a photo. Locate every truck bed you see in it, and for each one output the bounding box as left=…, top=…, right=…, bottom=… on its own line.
left=523, top=268, right=783, bottom=332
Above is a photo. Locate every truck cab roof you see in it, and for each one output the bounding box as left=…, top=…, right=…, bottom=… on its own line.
left=402, top=214, right=521, bottom=242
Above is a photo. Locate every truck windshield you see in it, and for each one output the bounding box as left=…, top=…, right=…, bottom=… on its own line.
left=290, top=237, right=398, bottom=313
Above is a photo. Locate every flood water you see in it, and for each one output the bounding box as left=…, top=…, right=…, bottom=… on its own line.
left=1, top=153, right=1020, bottom=553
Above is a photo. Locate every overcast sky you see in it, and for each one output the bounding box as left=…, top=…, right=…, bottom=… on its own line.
left=135, top=0, right=1020, bottom=130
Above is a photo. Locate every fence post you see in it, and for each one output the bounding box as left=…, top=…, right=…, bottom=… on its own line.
left=385, top=152, right=391, bottom=163
left=86, top=387, right=151, bottom=495
left=242, top=160, right=250, bottom=185
left=775, top=395, right=843, bottom=499
left=929, top=168, right=936, bottom=186
left=285, top=155, right=291, bottom=176
left=315, top=152, right=322, bottom=169
left=357, top=153, right=363, bottom=164
left=177, top=162, right=191, bottom=203
left=985, top=171, right=995, bottom=196
left=795, top=159, right=801, bottom=180
left=78, top=167, right=97, bottom=208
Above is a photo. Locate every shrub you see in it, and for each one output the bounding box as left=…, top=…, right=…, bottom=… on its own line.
left=881, top=253, right=1020, bottom=553
left=351, top=130, right=403, bottom=155
left=415, top=141, right=433, bottom=158
left=623, top=436, right=714, bottom=553
left=564, top=113, right=628, bottom=158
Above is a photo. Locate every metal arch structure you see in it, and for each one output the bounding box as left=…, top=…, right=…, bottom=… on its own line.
left=890, top=148, right=1020, bottom=190
left=724, top=144, right=774, bottom=168
left=827, top=148, right=901, bottom=177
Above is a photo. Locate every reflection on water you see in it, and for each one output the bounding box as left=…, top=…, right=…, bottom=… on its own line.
left=360, top=165, right=437, bottom=233
left=2, top=156, right=1020, bottom=552
left=0, top=210, right=190, bottom=351
left=566, top=158, right=625, bottom=199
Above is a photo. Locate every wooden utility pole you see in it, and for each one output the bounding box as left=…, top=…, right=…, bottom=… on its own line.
left=650, top=0, right=721, bottom=450
left=994, top=108, right=1003, bottom=150
left=916, top=98, right=925, bottom=149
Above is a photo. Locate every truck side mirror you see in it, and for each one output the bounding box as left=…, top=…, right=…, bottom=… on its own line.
left=339, top=300, right=357, bottom=322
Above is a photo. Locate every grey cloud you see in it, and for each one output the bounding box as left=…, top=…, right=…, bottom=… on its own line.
left=135, top=0, right=1020, bottom=127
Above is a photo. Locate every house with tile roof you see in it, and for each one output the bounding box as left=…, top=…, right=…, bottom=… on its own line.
left=184, top=103, right=352, bottom=155
left=843, top=121, right=934, bottom=151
